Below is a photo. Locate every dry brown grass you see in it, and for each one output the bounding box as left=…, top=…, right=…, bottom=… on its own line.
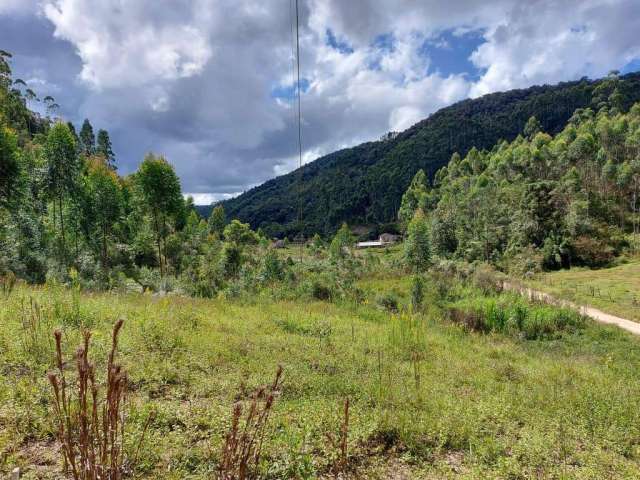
left=218, top=365, right=284, bottom=480
left=48, top=319, right=130, bottom=480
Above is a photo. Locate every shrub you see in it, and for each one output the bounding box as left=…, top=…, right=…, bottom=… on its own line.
left=329, top=223, right=354, bottom=260
left=260, top=249, right=285, bottom=282
left=404, top=209, right=431, bottom=272
left=376, top=292, right=399, bottom=312
left=410, top=275, right=425, bottom=311
left=471, top=264, right=503, bottom=295
left=309, top=279, right=332, bottom=301
left=571, top=235, right=615, bottom=267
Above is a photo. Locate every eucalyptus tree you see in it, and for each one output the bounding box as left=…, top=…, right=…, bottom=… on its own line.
left=45, top=122, right=78, bottom=260
left=96, top=129, right=116, bottom=169
left=208, top=205, right=226, bottom=237
left=404, top=208, right=432, bottom=272
left=86, top=157, right=123, bottom=269
left=0, top=122, right=19, bottom=208
left=136, top=153, right=184, bottom=276
left=398, top=169, right=427, bottom=230
left=79, top=118, right=95, bottom=156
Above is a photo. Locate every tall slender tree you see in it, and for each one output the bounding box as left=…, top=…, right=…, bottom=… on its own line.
left=96, top=129, right=116, bottom=169
left=0, top=122, right=19, bottom=208
left=45, top=122, right=78, bottom=260
left=86, top=157, right=122, bottom=269
left=136, top=153, right=183, bottom=276
left=398, top=169, right=428, bottom=230
left=404, top=209, right=432, bottom=272
left=79, top=118, right=95, bottom=156
left=208, top=205, right=226, bottom=237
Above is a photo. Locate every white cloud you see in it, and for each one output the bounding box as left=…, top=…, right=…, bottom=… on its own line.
left=185, top=192, right=240, bottom=205
left=470, top=0, right=640, bottom=96
left=41, top=0, right=213, bottom=89
left=3, top=0, right=640, bottom=197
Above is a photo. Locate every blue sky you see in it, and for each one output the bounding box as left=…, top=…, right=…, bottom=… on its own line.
left=1, top=0, right=639, bottom=204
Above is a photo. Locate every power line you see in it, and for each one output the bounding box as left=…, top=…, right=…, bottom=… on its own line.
left=294, top=0, right=304, bottom=256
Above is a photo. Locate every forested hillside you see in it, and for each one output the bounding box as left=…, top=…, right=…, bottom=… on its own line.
left=398, top=99, right=640, bottom=274
left=222, top=71, right=640, bottom=237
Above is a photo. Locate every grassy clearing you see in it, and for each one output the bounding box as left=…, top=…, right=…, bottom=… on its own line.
left=525, top=259, right=640, bottom=321
left=2, top=277, right=640, bottom=478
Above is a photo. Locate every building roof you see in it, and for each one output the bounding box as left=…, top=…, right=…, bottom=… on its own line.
left=356, top=241, right=384, bottom=248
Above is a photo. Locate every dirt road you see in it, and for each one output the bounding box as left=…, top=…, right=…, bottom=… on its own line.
left=502, top=281, right=640, bottom=336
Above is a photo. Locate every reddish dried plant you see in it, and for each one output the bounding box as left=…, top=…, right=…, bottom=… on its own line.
left=325, top=398, right=350, bottom=474
left=218, top=365, right=284, bottom=480
left=48, top=319, right=128, bottom=480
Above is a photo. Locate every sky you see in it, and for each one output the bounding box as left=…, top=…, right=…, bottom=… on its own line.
left=1, top=0, right=640, bottom=204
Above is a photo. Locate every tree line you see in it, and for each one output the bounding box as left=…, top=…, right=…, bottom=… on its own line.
left=223, top=70, right=640, bottom=238
left=398, top=71, right=640, bottom=274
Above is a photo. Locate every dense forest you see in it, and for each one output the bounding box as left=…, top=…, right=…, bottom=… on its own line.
left=2, top=44, right=640, bottom=295
left=397, top=74, right=640, bottom=273
left=221, top=71, right=640, bottom=237
left=0, top=50, right=198, bottom=287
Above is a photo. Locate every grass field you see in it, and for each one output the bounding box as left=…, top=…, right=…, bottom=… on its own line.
left=3, top=273, right=640, bottom=479
left=525, top=259, right=640, bottom=322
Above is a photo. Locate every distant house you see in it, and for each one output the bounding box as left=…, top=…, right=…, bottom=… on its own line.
left=379, top=233, right=400, bottom=244
left=356, top=233, right=400, bottom=248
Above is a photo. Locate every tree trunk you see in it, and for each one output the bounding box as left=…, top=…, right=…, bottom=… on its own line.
left=58, top=193, right=66, bottom=263
left=153, top=209, right=163, bottom=277
left=102, top=222, right=108, bottom=271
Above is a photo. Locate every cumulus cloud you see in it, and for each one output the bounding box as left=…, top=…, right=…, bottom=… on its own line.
left=469, top=0, right=640, bottom=96
left=1, top=0, right=639, bottom=201
left=41, top=0, right=213, bottom=89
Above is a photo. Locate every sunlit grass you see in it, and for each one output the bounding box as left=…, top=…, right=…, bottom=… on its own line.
left=2, top=278, right=640, bottom=478
left=526, top=258, right=640, bottom=321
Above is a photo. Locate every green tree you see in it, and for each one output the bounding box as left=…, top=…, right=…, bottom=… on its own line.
left=404, top=209, right=431, bottom=271
left=136, top=153, right=184, bottom=276
left=329, top=222, right=353, bottom=260
left=67, top=122, right=79, bottom=145
left=86, top=157, right=122, bottom=269
left=524, top=116, right=542, bottom=139
left=45, top=122, right=78, bottom=259
left=96, top=129, right=115, bottom=169
left=79, top=118, right=95, bottom=156
left=208, top=205, right=226, bottom=236
left=223, top=219, right=258, bottom=245
left=410, top=274, right=425, bottom=311
left=398, top=169, right=428, bottom=229
left=0, top=123, right=19, bottom=208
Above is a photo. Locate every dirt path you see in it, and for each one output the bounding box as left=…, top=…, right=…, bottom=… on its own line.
left=502, top=281, right=640, bottom=336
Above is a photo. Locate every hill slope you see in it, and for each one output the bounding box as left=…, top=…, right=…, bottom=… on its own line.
left=221, top=72, right=640, bottom=237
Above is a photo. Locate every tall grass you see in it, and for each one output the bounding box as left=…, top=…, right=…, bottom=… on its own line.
left=448, top=294, right=586, bottom=339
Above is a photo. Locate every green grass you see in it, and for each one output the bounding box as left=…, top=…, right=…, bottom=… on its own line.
left=525, top=259, right=640, bottom=321
left=3, top=277, right=640, bottom=478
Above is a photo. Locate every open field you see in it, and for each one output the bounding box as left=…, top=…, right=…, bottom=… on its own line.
left=3, top=276, right=640, bottom=479
left=525, top=259, right=640, bottom=322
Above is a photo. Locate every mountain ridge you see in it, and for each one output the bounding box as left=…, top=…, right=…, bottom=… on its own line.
left=207, top=72, right=640, bottom=237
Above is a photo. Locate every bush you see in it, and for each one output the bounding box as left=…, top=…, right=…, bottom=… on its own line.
left=376, top=292, right=399, bottom=312
left=571, top=236, right=615, bottom=267
left=309, top=279, right=332, bottom=301
left=411, top=275, right=425, bottom=311
left=260, top=249, right=285, bottom=282
left=404, top=209, right=431, bottom=272
left=471, top=264, right=503, bottom=295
